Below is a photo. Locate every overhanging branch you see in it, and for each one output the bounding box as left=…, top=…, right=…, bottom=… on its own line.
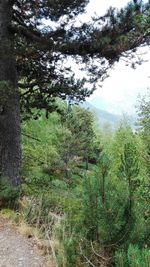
left=9, top=24, right=43, bottom=42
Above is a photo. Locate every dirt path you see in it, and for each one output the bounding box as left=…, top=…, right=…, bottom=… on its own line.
left=0, top=217, right=52, bottom=267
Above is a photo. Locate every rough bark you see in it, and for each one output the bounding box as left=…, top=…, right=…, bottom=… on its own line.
left=0, top=0, right=21, bottom=187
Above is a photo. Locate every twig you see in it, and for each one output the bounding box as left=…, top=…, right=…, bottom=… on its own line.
left=102, top=228, right=130, bottom=248
left=91, top=242, right=111, bottom=261
left=22, top=132, right=41, bottom=142
left=79, top=244, right=96, bottom=267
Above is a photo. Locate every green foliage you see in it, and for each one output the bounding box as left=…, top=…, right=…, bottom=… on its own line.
left=11, top=0, right=149, bottom=116
left=0, top=208, right=17, bottom=220
left=1, top=0, right=150, bottom=264
left=81, top=166, right=130, bottom=243
left=115, top=250, right=127, bottom=267
left=119, top=142, right=139, bottom=182
left=110, top=120, right=133, bottom=174
left=55, top=219, right=81, bottom=267
left=0, top=176, right=19, bottom=207
left=115, top=245, right=150, bottom=267
left=119, top=141, right=140, bottom=215
left=60, top=105, right=95, bottom=171
left=137, top=89, right=150, bottom=175
left=22, top=104, right=96, bottom=187
left=20, top=104, right=150, bottom=266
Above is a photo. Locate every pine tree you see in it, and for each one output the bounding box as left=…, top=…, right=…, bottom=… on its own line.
left=0, top=0, right=149, bottom=187
left=137, top=89, right=150, bottom=177
left=119, top=141, right=139, bottom=215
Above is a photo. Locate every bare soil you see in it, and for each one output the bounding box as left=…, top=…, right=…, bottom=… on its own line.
left=0, top=217, right=53, bottom=267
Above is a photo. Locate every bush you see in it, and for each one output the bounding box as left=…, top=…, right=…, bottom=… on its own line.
left=82, top=172, right=129, bottom=243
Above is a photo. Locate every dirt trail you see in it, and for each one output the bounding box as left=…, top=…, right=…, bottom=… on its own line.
left=0, top=217, right=52, bottom=267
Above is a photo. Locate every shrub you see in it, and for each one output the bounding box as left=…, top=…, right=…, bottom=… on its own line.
left=82, top=171, right=129, bottom=243
left=115, top=244, right=150, bottom=267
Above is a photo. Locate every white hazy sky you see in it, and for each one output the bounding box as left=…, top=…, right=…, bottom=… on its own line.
left=89, top=49, right=150, bottom=115
left=81, top=0, right=150, bottom=115
left=44, top=0, right=150, bottom=115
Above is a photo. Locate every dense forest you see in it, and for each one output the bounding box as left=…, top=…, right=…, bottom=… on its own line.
left=0, top=0, right=150, bottom=266
left=1, top=92, right=150, bottom=266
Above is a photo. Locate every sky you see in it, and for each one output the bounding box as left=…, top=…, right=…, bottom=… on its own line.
left=44, top=0, right=150, bottom=115
left=89, top=48, right=150, bottom=115
left=79, top=0, right=150, bottom=115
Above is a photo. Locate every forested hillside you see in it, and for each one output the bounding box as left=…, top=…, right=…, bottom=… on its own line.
left=21, top=95, right=149, bottom=266
left=81, top=101, right=137, bottom=128
left=2, top=95, right=149, bottom=266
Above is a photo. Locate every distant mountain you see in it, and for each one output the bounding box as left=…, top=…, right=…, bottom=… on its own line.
left=81, top=101, right=137, bottom=129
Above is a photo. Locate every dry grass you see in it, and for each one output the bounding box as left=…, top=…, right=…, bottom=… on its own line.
left=18, top=221, right=39, bottom=237
left=0, top=208, right=56, bottom=266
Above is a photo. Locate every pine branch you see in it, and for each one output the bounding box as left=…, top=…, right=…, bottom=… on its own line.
left=18, top=82, right=39, bottom=89
left=9, top=24, right=43, bottom=42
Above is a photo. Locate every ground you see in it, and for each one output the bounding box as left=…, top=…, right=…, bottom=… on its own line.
left=0, top=217, right=54, bottom=267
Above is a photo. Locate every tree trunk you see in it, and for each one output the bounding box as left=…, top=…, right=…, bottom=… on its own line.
left=0, top=0, right=21, bottom=187
left=101, top=166, right=106, bottom=204
left=85, top=156, right=89, bottom=170
left=128, top=177, right=132, bottom=216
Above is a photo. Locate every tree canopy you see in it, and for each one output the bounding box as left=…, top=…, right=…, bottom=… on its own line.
left=11, top=0, right=150, bottom=115
left=0, top=0, right=149, bottom=186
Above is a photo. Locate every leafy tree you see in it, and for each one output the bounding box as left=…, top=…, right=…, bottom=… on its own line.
left=0, top=0, right=149, bottom=187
